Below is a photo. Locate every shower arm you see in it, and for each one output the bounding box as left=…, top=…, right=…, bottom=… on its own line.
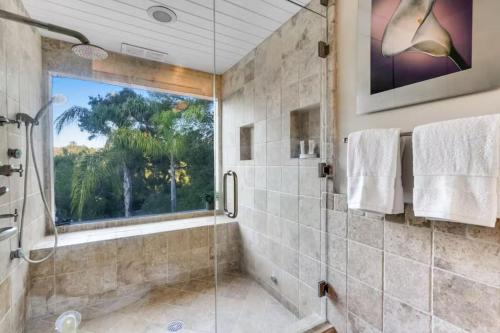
left=0, top=9, right=90, bottom=44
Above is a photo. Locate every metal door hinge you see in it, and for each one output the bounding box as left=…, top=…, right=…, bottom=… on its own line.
left=318, top=281, right=330, bottom=297
left=318, top=41, right=330, bottom=58
left=318, top=163, right=331, bottom=178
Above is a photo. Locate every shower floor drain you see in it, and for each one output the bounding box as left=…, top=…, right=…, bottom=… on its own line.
left=167, top=320, right=184, bottom=332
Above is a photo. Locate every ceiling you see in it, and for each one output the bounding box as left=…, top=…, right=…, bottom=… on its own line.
left=22, top=0, right=314, bottom=74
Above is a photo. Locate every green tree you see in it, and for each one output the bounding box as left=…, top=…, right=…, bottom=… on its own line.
left=55, top=87, right=214, bottom=221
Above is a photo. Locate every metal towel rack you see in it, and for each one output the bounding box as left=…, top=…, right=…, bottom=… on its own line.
left=343, top=131, right=413, bottom=143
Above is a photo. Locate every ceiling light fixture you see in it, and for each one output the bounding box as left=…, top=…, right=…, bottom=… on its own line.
left=147, top=6, right=177, bottom=24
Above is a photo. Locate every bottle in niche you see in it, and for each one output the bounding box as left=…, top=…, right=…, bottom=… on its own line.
left=299, top=139, right=317, bottom=159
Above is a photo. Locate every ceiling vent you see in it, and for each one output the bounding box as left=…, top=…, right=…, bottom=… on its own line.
left=147, top=6, right=177, bottom=24
left=121, top=43, right=169, bottom=63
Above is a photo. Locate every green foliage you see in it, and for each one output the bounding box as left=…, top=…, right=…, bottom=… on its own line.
left=54, top=87, right=214, bottom=225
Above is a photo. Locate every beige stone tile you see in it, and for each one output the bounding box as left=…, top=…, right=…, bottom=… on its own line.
left=281, top=246, right=299, bottom=277
left=328, top=233, right=347, bottom=273
left=467, top=221, right=500, bottom=244
left=168, top=251, right=191, bottom=284
left=189, top=226, right=209, bottom=249
left=434, top=268, right=500, bottom=333
left=383, top=296, right=431, bottom=333
left=87, top=265, right=118, bottom=295
left=281, top=166, right=299, bottom=195
left=347, top=312, right=381, bottom=333
left=281, top=219, right=299, bottom=250
left=347, top=278, right=382, bottom=330
left=326, top=269, right=347, bottom=333
left=55, top=244, right=89, bottom=274
left=348, top=214, right=383, bottom=249
left=299, top=225, right=321, bottom=261
left=117, top=236, right=144, bottom=261
left=0, top=276, right=11, bottom=321
left=27, top=276, right=55, bottom=319
left=267, top=214, right=282, bottom=241
left=299, top=196, right=321, bottom=229
left=385, top=253, right=431, bottom=312
left=334, top=194, right=348, bottom=212
left=434, top=231, right=500, bottom=287
left=167, top=230, right=190, bottom=254
left=299, top=281, right=321, bottom=318
left=299, top=254, right=321, bottom=289
left=266, top=190, right=280, bottom=216
left=117, top=260, right=145, bottom=287
left=299, top=167, right=321, bottom=198
left=384, top=221, right=432, bottom=264
left=266, top=141, right=281, bottom=166
left=433, top=317, right=468, bottom=333
left=348, top=241, right=382, bottom=290
left=87, top=240, right=117, bottom=267
left=327, top=210, right=347, bottom=237
left=266, top=166, right=281, bottom=192
left=433, top=221, right=467, bottom=236
left=280, top=194, right=299, bottom=222
left=267, top=117, right=282, bottom=142
left=254, top=189, right=267, bottom=212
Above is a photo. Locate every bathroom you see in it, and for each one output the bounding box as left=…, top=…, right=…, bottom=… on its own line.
left=0, top=0, right=499, bottom=332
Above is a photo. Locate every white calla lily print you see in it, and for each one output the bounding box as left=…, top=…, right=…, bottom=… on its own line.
left=381, top=0, right=470, bottom=70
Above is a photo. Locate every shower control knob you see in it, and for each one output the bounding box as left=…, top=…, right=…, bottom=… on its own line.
left=0, top=186, right=8, bottom=196
left=0, top=164, right=23, bottom=177
left=7, top=149, right=22, bottom=159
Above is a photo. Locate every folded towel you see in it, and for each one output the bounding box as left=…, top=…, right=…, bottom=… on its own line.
left=347, top=129, right=404, bottom=214
left=413, top=115, right=500, bottom=227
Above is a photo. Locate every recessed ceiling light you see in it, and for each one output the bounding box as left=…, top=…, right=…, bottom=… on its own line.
left=147, top=6, right=177, bottom=24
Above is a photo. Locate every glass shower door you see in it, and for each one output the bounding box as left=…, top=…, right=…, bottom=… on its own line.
left=215, top=0, right=329, bottom=331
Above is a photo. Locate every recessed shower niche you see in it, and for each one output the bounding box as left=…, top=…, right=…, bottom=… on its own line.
left=290, top=104, right=320, bottom=158
left=240, top=124, right=254, bottom=160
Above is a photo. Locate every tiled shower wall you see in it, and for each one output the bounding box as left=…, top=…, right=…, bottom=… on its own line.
left=326, top=195, right=500, bottom=333
left=221, top=0, right=335, bottom=319
left=0, top=0, right=45, bottom=332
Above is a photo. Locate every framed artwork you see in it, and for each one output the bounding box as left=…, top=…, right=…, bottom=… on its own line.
left=357, top=0, right=500, bottom=114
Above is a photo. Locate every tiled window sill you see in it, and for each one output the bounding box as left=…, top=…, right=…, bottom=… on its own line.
left=55, top=209, right=215, bottom=234
left=32, top=214, right=232, bottom=251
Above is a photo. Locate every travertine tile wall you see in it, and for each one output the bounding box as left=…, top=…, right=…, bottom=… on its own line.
left=221, top=0, right=335, bottom=320
left=326, top=195, right=500, bottom=333
left=0, top=0, right=45, bottom=332
left=26, top=222, right=240, bottom=321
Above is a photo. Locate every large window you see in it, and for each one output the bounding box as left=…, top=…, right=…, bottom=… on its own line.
left=52, top=77, right=214, bottom=226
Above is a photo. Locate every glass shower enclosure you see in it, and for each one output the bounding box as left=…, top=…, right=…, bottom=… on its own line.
left=215, top=0, right=330, bottom=331
left=23, top=1, right=330, bottom=332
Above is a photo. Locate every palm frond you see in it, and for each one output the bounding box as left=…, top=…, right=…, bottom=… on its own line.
left=55, top=106, right=90, bottom=134
left=71, top=151, right=113, bottom=219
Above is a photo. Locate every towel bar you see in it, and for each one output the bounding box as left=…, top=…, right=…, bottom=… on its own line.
left=343, top=131, right=412, bottom=143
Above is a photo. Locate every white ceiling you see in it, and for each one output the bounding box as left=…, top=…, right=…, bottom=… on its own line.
left=22, top=0, right=313, bottom=74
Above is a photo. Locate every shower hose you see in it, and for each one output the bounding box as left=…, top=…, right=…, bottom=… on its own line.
left=16, top=121, right=58, bottom=263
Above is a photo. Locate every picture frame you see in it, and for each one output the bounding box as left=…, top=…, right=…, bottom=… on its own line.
left=357, top=0, right=500, bottom=114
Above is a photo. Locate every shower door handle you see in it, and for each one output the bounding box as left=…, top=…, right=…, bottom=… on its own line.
left=223, top=170, right=238, bottom=218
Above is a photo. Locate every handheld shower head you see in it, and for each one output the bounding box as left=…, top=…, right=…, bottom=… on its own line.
left=16, top=95, right=67, bottom=126
left=52, top=94, right=68, bottom=105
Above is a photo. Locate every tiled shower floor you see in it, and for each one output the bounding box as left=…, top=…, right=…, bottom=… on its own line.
left=26, top=273, right=298, bottom=333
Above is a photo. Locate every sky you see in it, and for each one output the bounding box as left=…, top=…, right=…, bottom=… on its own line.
left=52, top=77, right=149, bottom=148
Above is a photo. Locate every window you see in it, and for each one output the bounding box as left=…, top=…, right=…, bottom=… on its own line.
left=52, top=77, right=214, bottom=226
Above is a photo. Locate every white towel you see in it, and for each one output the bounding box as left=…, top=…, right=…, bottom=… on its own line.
left=412, top=115, right=500, bottom=227
left=347, top=129, right=404, bottom=214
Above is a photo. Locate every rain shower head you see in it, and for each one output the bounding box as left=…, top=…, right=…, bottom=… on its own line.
left=72, top=43, right=108, bottom=61
left=0, top=9, right=108, bottom=60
